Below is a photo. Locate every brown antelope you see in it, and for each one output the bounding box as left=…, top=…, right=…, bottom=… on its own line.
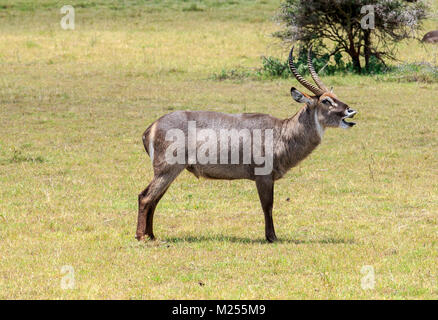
left=136, top=45, right=357, bottom=243
left=422, top=30, right=438, bottom=43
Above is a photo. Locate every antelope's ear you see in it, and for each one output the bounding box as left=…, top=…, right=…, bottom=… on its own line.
left=291, top=87, right=312, bottom=104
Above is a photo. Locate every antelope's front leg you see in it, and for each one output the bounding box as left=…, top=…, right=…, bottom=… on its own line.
left=255, top=176, right=277, bottom=243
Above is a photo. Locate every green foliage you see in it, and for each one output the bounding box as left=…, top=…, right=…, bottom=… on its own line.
left=213, top=43, right=438, bottom=81
left=258, top=46, right=388, bottom=78
left=211, top=49, right=398, bottom=81
left=256, top=54, right=438, bottom=82
left=259, top=56, right=290, bottom=78
left=365, top=55, right=388, bottom=75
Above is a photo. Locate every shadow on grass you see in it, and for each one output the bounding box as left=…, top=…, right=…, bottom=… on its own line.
left=164, top=235, right=355, bottom=245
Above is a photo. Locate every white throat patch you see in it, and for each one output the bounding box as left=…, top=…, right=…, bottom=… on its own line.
left=314, top=109, right=324, bottom=139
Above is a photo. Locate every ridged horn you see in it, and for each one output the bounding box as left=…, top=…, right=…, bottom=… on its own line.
left=288, top=46, right=325, bottom=96
left=307, top=44, right=329, bottom=92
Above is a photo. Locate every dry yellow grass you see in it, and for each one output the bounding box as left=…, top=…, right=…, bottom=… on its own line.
left=0, top=0, right=437, bottom=299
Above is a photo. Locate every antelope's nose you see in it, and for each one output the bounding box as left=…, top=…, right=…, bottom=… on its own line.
left=345, top=108, right=357, bottom=117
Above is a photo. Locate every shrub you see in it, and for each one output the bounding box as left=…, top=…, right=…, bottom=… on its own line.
left=258, top=46, right=388, bottom=78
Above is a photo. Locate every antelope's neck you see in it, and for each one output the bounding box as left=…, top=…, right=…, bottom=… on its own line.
left=313, top=107, right=324, bottom=139
left=273, top=107, right=323, bottom=178
left=285, top=106, right=324, bottom=144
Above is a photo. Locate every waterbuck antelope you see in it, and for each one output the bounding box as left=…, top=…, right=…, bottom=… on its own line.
left=136, top=46, right=358, bottom=242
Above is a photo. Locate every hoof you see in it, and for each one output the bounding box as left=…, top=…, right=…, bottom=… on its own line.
left=147, top=234, right=156, bottom=241
left=135, top=234, right=145, bottom=241
left=266, top=234, right=278, bottom=243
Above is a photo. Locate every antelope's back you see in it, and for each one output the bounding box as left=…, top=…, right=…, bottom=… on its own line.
left=143, top=110, right=283, bottom=180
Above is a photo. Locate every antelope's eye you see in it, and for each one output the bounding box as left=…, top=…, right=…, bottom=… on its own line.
left=322, top=99, right=330, bottom=105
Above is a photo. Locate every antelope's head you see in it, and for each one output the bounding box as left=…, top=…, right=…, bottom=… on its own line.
left=288, top=45, right=357, bottom=129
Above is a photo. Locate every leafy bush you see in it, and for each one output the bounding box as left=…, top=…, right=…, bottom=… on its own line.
left=258, top=56, right=289, bottom=78
left=258, top=45, right=389, bottom=78
left=274, top=0, right=429, bottom=73
left=365, top=56, right=390, bottom=75
left=211, top=46, right=436, bottom=83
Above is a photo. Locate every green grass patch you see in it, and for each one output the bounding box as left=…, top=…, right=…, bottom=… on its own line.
left=379, top=62, right=438, bottom=83
left=1, top=149, right=46, bottom=164
left=0, top=0, right=437, bottom=300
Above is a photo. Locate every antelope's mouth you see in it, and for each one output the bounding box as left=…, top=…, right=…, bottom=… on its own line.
left=340, top=110, right=357, bottom=128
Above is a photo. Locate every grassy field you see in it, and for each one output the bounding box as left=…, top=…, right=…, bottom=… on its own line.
left=0, top=0, right=437, bottom=299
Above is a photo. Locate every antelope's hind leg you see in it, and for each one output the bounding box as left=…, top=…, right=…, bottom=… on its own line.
left=136, top=166, right=184, bottom=241
left=144, top=186, right=169, bottom=240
